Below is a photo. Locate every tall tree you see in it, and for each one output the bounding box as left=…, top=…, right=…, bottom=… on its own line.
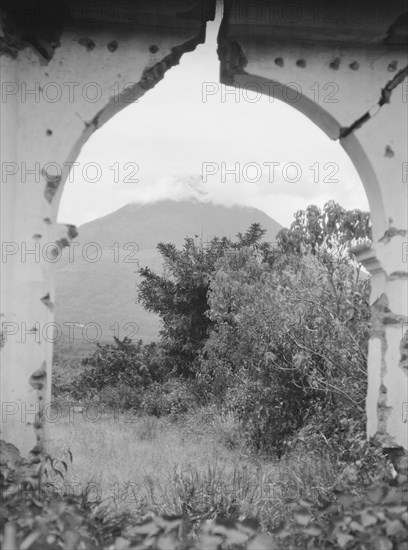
left=138, top=225, right=271, bottom=377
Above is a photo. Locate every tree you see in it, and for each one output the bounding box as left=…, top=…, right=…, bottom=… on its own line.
left=276, top=200, right=371, bottom=260
left=198, top=202, right=372, bottom=456
left=137, top=224, right=272, bottom=377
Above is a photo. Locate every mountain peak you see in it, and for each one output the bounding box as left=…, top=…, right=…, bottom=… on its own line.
left=78, top=200, right=282, bottom=248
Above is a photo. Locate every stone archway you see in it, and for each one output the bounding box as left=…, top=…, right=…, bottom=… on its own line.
left=0, top=0, right=407, bottom=462
left=0, top=0, right=216, bottom=458
left=219, top=0, right=408, bottom=453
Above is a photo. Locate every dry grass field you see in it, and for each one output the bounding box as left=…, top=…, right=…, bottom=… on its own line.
left=45, top=406, right=339, bottom=532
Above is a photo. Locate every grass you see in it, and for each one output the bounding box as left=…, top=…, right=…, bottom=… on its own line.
left=46, top=407, right=254, bottom=510
left=2, top=404, right=401, bottom=550
left=45, top=405, right=344, bottom=536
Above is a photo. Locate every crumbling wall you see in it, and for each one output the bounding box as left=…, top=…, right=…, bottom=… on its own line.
left=218, top=0, right=408, bottom=451
left=0, top=0, right=407, bottom=461
left=0, top=0, right=215, bottom=458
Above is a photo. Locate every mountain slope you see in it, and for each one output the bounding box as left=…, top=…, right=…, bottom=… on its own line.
left=54, top=200, right=282, bottom=356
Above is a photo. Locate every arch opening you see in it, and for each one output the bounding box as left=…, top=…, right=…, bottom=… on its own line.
left=47, top=14, right=382, bottom=500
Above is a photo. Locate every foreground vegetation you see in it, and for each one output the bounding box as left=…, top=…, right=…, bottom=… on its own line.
left=2, top=201, right=407, bottom=549
left=2, top=409, right=407, bottom=549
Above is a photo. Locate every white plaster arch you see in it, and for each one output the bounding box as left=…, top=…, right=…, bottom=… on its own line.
left=227, top=72, right=387, bottom=241
left=1, top=0, right=407, bottom=463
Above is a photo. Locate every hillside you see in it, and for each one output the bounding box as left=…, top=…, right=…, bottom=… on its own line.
left=54, top=200, right=282, bottom=358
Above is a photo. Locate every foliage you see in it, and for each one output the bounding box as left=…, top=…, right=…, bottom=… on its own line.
left=72, top=337, right=152, bottom=402
left=198, top=201, right=372, bottom=457
left=276, top=200, right=371, bottom=258
left=2, top=444, right=406, bottom=550
left=0, top=445, right=133, bottom=550
left=140, top=378, right=197, bottom=419
left=272, top=473, right=408, bottom=550
left=198, top=252, right=314, bottom=455
left=94, top=382, right=143, bottom=410
left=137, top=224, right=273, bottom=378
left=285, top=408, right=389, bottom=491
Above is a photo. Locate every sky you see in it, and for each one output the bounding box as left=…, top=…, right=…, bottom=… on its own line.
left=58, top=12, right=369, bottom=229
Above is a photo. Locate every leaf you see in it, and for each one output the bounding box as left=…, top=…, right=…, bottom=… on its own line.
left=224, top=529, right=248, bottom=545
left=62, top=530, right=79, bottom=549
left=359, top=511, right=377, bottom=527
left=240, top=518, right=260, bottom=534
left=335, top=532, right=354, bottom=549
left=349, top=520, right=365, bottom=532
left=302, top=525, right=322, bottom=536
left=396, top=474, right=408, bottom=486
left=376, top=536, right=393, bottom=550
left=132, top=518, right=160, bottom=536
left=157, top=532, right=179, bottom=550
left=382, top=486, right=401, bottom=504
left=195, top=534, right=224, bottom=550
left=20, top=531, right=40, bottom=550
left=337, top=493, right=354, bottom=507
left=247, top=533, right=277, bottom=550
left=155, top=515, right=183, bottom=533
left=270, top=521, right=291, bottom=538
left=298, top=498, right=314, bottom=508
left=367, top=486, right=385, bottom=503
left=315, top=501, right=338, bottom=517
left=386, top=519, right=404, bottom=536
left=294, top=510, right=312, bottom=526
left=386, top=504, right=408, bottom=515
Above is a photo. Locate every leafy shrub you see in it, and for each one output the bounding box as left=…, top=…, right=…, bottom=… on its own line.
left=272, top=474, right=408, bottom=550
left=0, top=445, right=133, bottom=550
left=96, top=382, right=143, bottom=410
left=71, top=337, right=152, bottom=403
left=140, top=379, right=197, bottom=418
left=286, top=407, right=389, bottom=491
left=198, top=225, right=371, bottom=458
left=199, top=255, right=321, bottom=455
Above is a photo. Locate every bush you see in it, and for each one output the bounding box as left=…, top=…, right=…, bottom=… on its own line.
left=71, top=337, right=152, bottom=403
left=140, top=379, right=197, bottom=418
left=285, top=407, right=390, bottom=490
left=273, top=474, right=408, bottom=550
left=198, top=238, right=371, bottom=460
left=96, top=383, right=143, bottom=410
left=0, top=444, right=133, bottom=550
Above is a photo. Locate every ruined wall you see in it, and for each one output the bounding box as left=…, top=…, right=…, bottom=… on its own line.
left=0, top=0, right=407, bottom=460
left=219, top=0, right=408, bottom=452
left=0, top=0, right=215, bottom=457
